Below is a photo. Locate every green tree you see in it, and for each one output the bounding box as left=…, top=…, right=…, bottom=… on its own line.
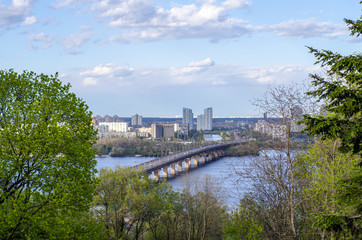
left=0, top=69, right=98, bottom=239
left=93, top=166, right=174, bottom=240
left=302, top=6, right=362, bottom=238
left=223, top=199, right=263, bottom=240
left=296, top=140, right=360, bottom=239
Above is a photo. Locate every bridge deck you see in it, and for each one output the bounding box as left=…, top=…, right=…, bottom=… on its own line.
left=134, top=141, right=244, bottom=173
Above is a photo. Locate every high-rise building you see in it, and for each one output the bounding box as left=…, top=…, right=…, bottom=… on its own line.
left=131, top=114, right=142, bottom=126
left=182, top=107, right=194, bottom=130
left=197, top=114, right=205, bottom=131
left=196, top=107, right=213, bottom=131
left=204, top=107, right=213, bottom=130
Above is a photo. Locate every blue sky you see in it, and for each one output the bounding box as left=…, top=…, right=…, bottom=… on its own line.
left=1, top=0, right=360, bottom=117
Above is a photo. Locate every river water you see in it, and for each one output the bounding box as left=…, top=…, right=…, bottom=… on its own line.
left=96, top=155, right=252, bottom=208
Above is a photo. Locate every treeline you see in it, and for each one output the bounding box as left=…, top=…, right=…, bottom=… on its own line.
left=93, top=136, right=313, bottom=159
left=93, top=138, right=253, bottom=157
left=94, top=138, right=206, bottom=157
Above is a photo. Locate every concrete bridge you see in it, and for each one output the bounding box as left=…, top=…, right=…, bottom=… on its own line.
left=134, top=141, right=244, bottom=181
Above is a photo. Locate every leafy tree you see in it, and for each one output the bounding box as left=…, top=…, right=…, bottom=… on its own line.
left=295, top=139, right=360, bottom=239
left=0, top=69, right=98, bottom=239
left=302, top=6, right=362, bottom=238
left=223, top=199, right=263, bottom=240
left=93, top=166, right=174, bottom=240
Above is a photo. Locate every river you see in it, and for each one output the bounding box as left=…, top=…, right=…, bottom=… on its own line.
left=96, top=155, right=253, bottom=208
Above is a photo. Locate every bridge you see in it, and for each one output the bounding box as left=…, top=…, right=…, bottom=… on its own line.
left=134, top=141, right=245, bottom=181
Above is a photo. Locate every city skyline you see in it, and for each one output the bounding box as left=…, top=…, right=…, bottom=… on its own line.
left=1, top=1, right=360, bottom=117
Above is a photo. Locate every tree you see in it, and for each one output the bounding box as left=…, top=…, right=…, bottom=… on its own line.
left=0, top=70, right=98, bottom=239
left=295, top=139, right=360, bottom=239
left=177, top=175, right=228, bottom=240
left=93, top=166, right=174, bottom=240
left=223, top=197, right=263, bottom=240
left=235, top=82, right=316, bottom=239
left=302, top=6, right=362, bottom=238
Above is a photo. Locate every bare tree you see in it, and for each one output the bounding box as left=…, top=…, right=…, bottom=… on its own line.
left=236, top=82, right=318, bottom=239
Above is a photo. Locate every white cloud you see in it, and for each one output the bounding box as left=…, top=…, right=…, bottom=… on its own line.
left=172, top=58, right=216, bottom=76
left=0, top=0, right=34, bottom=28
left=80, top=63, right=134, bottom=77
left=189, top=58, right=215, bottom=67
left=21, top=15, right=37, bottom=25
left=243, top=65, right=320, bottom=84
left=79, top=62, right=318, bottom=88
left=267, top=18, right=348, bottom=38
left=13, top=0, right=31, bottom=8
left=27, top=32, right=53, bottom=49
left=82, top=77, right=97, bottom=86
left=92, top=0, right=252, bottom=41
left=62, top=32, right=92, bottom=49
left=72, top=61, right=320, bottom=94
left=79, top=63, right=134, bottom=86
left=52, top=0, right=84, bottom=9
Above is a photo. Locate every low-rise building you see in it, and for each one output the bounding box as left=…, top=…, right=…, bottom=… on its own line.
left=151, top=123, right=176, bottom=139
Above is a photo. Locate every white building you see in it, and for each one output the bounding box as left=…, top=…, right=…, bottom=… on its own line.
left=94, top=125, right=109, bottom=133
left=197, top=107, right=213, bottom=131
left=99, top=122, right=128, bottom=132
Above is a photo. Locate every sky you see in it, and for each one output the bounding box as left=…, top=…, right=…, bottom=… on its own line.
left=0, top=0, right=361, bottom=117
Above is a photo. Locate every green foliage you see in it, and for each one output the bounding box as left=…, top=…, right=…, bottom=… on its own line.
left=227, top=142, right=259, bottom=156
left=0, top=69, right=98, bottom=239
left=295, top=140, right=361, bottom=239
left=93, top=166, right=174, bottom=240
left=94, top=138, right=188, bottom=157
left=301, top=5, right=362, bottom=238
left=146, top=175, right=228, bottom=240
left=223, top=205, right=263, bottom=240
left=303, top=25, right=361, bottom=156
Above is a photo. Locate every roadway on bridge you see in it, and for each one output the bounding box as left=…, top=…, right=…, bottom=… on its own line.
left=134, top=140, right=245, bottom=173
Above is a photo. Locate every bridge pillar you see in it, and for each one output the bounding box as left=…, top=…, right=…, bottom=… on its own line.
left=208, top=153, right=213, bottom=161
left=154, top=170, right=159, bottom=182
left=177, top=161, right=183, bottom=173
left=200, top=154, right=206, bottom=164
left=220, top=149, right=225, bottom=157
left=185, top=158, right=191, bottom=172
left=214, top=151, right=219, bottom=160
left=147, top=173, right=152, bottom=179
left=193, top=155, right=199, bottom=168
left=162, top=167, right=168, bottom=178
left=170, top=163, right=176, bottom=177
